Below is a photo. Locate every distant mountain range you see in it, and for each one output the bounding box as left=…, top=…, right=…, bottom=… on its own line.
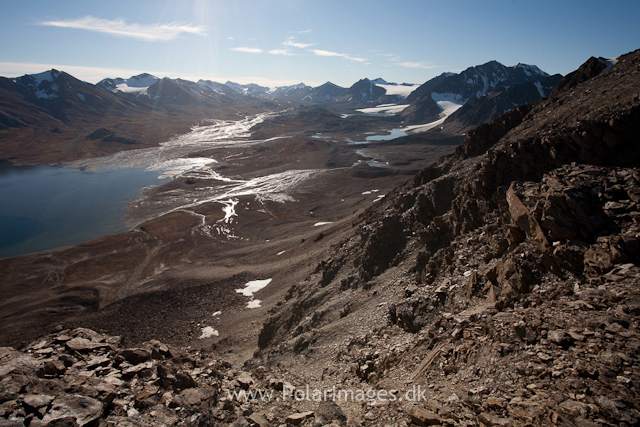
left=0, top=69, right=272, bottom=163
left=0, top=59, right=569, bottom=163
left=98, top=75, right=413, bottom=106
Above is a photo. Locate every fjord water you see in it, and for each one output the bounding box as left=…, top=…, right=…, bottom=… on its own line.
left=0, top=161, right=168, bottom=259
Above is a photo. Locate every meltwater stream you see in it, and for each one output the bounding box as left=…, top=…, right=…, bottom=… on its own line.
left=0, top=112, right=324, bottom=258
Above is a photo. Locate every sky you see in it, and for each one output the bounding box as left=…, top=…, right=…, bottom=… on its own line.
left=0, top=0, right=638, bottom=88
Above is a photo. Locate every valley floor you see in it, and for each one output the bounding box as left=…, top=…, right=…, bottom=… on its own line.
left=0, top=109, right=460, bottom=355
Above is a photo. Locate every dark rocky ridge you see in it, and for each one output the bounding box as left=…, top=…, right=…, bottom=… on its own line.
left=402, top=61, right=563, bottom=132
left=252, top=49, right=640, bottom=425
left=550, top=56, right=611, bottom=97
left=406, top=61, right=552, bottom=105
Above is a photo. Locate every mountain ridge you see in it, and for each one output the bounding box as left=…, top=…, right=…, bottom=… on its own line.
left=0, top=57, right=559, bottom=164
left=401, top=61, right=563, bottom=131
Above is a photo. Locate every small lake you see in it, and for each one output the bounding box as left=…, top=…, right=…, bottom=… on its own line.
left=0, top=161, right=169, bottom=259
left=347, top=128, right=408, bottom=145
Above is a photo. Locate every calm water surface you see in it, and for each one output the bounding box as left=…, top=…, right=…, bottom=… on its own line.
left=0, top=161, right=169, bottom=259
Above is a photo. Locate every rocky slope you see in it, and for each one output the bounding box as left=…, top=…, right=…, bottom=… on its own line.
left=439, top=76, right=562, bottom=134
left=1, top=49, right=639, bottom=427
left=250, top=49, right=640, bottom=425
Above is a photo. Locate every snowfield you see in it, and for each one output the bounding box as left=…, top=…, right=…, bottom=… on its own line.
left=375, top=83, right=420, bottom=97
left=356, top=104, right=410, bottom=115
left=403, top=95, right=464, bottom=134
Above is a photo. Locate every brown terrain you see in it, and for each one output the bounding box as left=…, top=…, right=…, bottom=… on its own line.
left=0, top=49, right=639, bottom=427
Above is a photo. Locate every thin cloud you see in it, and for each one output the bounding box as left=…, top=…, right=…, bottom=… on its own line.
left=230, top=47, right=263, bottom=54
left=311, top=49, right=343, bottom=57
left=37, top=16, right=206, bottom=41
left=398, top=61, right=439, bottom=69
left=297, top=29, right=312, bottom=34
left=269, top=49, right=294, bottom=56
left=310, top=49, right=366, bottom=63
left=283, top=40, right=314, bottom=49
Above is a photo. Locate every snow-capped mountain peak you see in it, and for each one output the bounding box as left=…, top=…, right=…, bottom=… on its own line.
left=402, top=59, right=561, bottom=127
left=126, top=73, right=159, bottom=88
left=20, top=69, right=60, bottom=87
left=371, top=78, right=394, bottom=86
left=13, top=69, right=64, bottom=99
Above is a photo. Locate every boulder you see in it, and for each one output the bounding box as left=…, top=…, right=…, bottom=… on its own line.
left=64, top=338, right=108, bottom=353
left=316, top=399, right=347, bottom=426
left=175, top=386, right=217, bottom=413
left=408, top=406, right=441, bottom=426
left=236, top=371, right=255, bottom=389
left=119, top=348, right=151, bottom=365
left=286, top=411, right=314, bottom=425
left=248, top=412, right=269, bottom=427
left=41, top=395, right=103, bottom=426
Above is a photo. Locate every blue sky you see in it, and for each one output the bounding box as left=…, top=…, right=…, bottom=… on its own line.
left=0, top=0, right=638, bottom=88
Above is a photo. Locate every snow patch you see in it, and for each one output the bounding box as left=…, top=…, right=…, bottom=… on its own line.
left=115, top=84, right=148, bottom=94
left=534, top=82, right=545, bottom=98
left=199, top=326, right=219, bottom=339
left=35, top=85, right=58, bottom=99
left=356, top=104, right=410, bottom=115
left=403, top=97, right=464, bottom=134
left=237, top=278, right=272, bottom=309
left=27, top=70, right=58, bottom=86
left=236, top=278, right=272, bottom=297
left=108, top=74, right=159, bottom=94
left=598, top=57, right=619, bottom=73
left=431, top=93, right=466, bottom=104
left=314, top=222, right=332, bottom=226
